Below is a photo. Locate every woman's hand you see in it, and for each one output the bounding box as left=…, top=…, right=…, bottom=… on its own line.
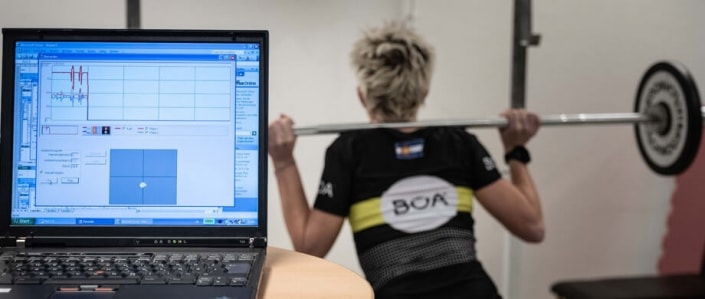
left=499, top=109, right=540, bottom=152
left=268, top=114, right=297, bottom=171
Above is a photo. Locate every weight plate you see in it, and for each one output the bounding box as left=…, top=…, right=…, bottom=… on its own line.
left=634, top=61, right=702, bottom=175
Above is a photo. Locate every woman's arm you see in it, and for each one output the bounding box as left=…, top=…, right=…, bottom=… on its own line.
left=475, top=166, right=544, bottom=243
left=269, top=114, right=345, bottom=257
left=476, top=109, right=544, bottom=243
left=273, top=160, right=345, bottom=257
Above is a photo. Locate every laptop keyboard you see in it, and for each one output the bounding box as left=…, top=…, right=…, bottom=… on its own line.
left=0, top=251, right=258, bottom=286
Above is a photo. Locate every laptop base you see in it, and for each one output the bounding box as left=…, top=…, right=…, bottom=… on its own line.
left=0, top=284, right=255, bottom=299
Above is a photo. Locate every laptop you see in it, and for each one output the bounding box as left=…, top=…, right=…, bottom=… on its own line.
left=0, top=28, right=269, bottom=299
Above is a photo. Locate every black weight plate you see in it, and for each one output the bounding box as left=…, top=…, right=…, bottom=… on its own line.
left=634, top=61, right=702, bottom=175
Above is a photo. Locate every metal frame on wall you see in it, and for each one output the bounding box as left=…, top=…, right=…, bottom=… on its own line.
left=126, top=0, right=141, bottom=29
left=505, top=0, right=540, bottom=297
left=511, top=0, right=541, bottom=108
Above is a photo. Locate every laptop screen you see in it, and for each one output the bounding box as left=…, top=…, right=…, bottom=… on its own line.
left=1, top=30, right=267, bottom=231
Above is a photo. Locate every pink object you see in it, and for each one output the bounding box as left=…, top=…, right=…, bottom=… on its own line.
left=659, top=132, right=705, bottom=274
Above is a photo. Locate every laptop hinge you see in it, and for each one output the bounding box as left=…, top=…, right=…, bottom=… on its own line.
left=250, top=236, right=267, bottom=248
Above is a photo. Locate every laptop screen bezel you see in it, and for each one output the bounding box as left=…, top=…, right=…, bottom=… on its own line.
left=0, top=28, right=269, bottom=243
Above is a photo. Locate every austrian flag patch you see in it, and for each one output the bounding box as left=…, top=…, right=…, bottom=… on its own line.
left=395, top=138, right=424, bottom=160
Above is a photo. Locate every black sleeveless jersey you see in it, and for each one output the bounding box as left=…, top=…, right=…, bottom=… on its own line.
left=313, top=127, right=502, bottom=295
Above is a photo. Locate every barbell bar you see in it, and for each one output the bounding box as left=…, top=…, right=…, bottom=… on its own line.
left=295, top=112, right=655, bottom=135
left=291, top=61, right=703, bottom=176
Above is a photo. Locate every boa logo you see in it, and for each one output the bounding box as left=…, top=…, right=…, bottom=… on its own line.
left=381, top=175, right=458, bottom=233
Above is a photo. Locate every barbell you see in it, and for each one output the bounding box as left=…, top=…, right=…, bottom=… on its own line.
left=292, top=61, right=703, bottom=176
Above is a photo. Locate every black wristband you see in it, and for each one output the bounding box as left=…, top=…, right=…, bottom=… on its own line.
left=504, top=146, right=531, bottom=164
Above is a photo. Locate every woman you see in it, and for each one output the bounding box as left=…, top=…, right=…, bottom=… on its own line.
left=268, top=22, right=543, bottom=299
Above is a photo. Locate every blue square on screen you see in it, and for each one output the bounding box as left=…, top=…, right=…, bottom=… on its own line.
left=109, top=149, right=178, bottom=205
left=143, top=150, right=177, bottom=177
left=110, top=149, right=144, bottom=176
left=109, top=177, right=144, bottom=204
left=142, top=177, right=177, bottom=205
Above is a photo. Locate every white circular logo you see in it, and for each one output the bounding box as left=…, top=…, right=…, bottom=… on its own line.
left=381, top=175, right=458, bottom=233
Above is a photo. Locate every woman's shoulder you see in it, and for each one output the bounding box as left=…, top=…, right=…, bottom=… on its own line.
left=326, top=130, right=370, bottom=150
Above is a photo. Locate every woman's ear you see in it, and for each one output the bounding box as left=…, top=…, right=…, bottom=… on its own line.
left=357, top=86, right=378, bottom=123
left=357, top=86, right=366, bottom=108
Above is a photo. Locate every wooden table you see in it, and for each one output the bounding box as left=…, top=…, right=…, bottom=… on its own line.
left=258, top=247, right=374, bottom=299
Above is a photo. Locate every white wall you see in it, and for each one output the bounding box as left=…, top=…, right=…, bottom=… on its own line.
left=414, top=1, right=703, bottom=298
left=530, top=1, right=704, bottom=298
left=0, top=0, right=125, bottom=84
left=524, top=1, right=704, bottom=298
left=0, top=0, right=124, bottom=27
left=2, top=1, right=704, bottom=298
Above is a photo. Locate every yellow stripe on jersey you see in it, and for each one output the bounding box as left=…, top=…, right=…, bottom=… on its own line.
left=456, top=187, right=473, bottom=213
left=348, top=198, right=383, bottom=233
left=349, top=186, right=474, bottom=233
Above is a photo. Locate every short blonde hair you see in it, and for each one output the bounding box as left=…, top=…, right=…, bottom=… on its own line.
left=351, top=22, right=435, bottom=122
